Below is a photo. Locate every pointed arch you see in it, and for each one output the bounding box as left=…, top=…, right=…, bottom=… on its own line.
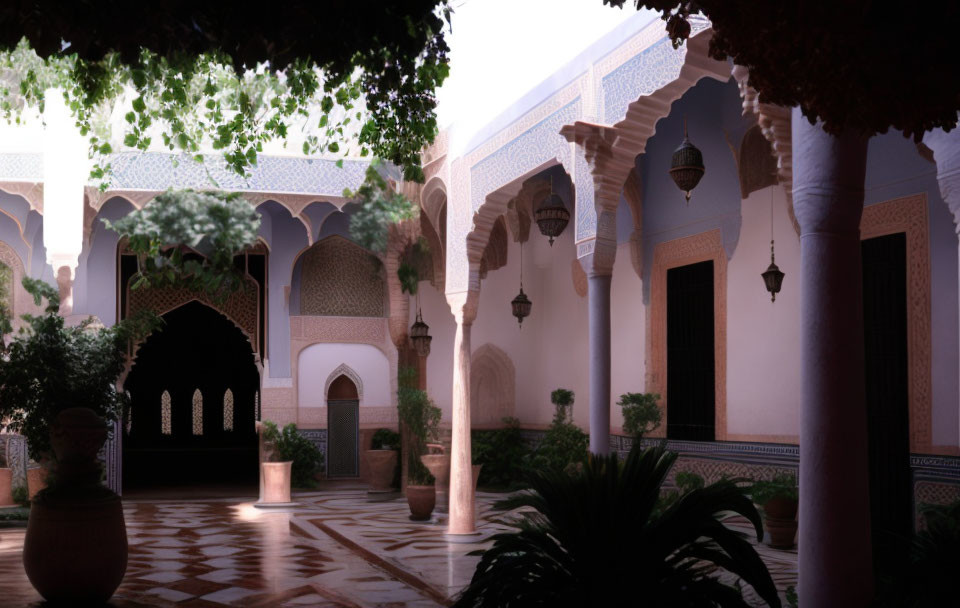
left=470, top=344, right=517, bottom=428
left=192, top=389, right=203, bottom=436
left=223, top=389, right=235, bottom=432
left=161, top=390, right=172, bottom=435
left=324, top=363, right=364, bottom=405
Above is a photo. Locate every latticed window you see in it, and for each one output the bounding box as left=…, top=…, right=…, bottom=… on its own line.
left=223, top=389, right=234, bottom=431
left=192, top=389, right=203, bottom=436
left=161, top=390, right=172, bottom=435
left=255, top=390, right=261, bottom=421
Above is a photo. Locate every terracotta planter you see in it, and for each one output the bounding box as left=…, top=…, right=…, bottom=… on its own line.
left=0, top=468, right=13, bottom=506
left=763, top=497, right=798, bottom=549
left=261, top=462, right=293, bottom=504
left=420, top=453, right=450, bottom=512
left=406, top=485, right=436, bottom=521
left=27, top=467, right=47, bottom=500
left=23, top=407, right=127, bottom=603
left=24, top=492, right=127, bottom=603
left=365, top=450, right=398, bottom=492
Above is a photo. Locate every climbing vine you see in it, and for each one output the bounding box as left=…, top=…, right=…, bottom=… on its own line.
left=103, top=189, right=261, bottom=301
left=0, top=2, right=450, bottom=186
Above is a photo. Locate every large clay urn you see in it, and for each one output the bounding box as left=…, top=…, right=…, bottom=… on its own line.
left=365, top=450, right=398, bottom=493
left=26, top=467, right=47, bottom=499
left=762, top=496, right=799, bottom=549
left=406, top=485, right=436, bottom=521
left=23, top=407, right=127, bottom=604
left=420, top=453, right=451, bottom=512
left=0, top=467, right=13, bottom=506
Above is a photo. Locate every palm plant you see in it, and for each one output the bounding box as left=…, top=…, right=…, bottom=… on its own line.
left=455, top=445, right=780, bottom=607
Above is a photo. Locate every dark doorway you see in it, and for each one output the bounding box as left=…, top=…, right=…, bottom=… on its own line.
left=666, top=260, right=716, bottom=441
left=327, top=375, right=359, bottom=478
left=862, top=232, right=912, bottom=577
left=123, top=301, right=260, bottom=490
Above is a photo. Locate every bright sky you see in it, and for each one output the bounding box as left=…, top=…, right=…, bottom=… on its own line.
left=435, top=0, right=653, bottom=148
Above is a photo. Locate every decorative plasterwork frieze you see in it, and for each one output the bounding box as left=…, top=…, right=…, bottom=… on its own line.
left=861, top=194, right=933, bottom=454
left=731, top=64, right=798, bottom=234
left=649, top=229, right=727, bottom=441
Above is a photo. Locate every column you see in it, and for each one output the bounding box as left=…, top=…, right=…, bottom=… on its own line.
left=922, top=129, right=960, bottom=446
left=447, top=291, right=479, bottom=535
left=587, top=271, right=612, bottom=455
left=792, top=108, right=873, bottom=605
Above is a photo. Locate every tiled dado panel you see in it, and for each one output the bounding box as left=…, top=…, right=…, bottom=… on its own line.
left=519, top=431, right=960, bottom=523
left=296, top=428, right=391, bottom=481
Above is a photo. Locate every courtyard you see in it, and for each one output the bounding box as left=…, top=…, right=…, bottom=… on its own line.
left=0, top=488, right=798, bottom=607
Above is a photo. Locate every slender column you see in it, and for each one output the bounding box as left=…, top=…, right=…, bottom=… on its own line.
left=587, top=272, right=612, bottom=455
left=447, top=291, right=479, bottom=535
left=922, top=129, right=960, bottom=445
left=792, top=108, right=873, bottom=606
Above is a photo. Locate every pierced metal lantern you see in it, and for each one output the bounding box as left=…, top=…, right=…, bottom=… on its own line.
left=511, top=287, right=532, bottom=328
left=534, top=193, right=570, bottom=246
left=669, top=124, right=705, bottom=203
left=410, top=310, right=432, bottom=357
left=761, top=240, right=785, bottom=302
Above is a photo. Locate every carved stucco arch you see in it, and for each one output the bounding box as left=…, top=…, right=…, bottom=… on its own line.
left=120, top=298, right=263, bottom=388
left=470, top=343, right=516, bottom=428
left=0, top=240, right=39, bottom=330
left=0, top=182, right=43, bottom=213
left=323, top=363, right=364, bottom=405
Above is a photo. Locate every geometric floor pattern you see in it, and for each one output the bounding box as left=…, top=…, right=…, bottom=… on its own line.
left=0, top=490, right=798, bottom=607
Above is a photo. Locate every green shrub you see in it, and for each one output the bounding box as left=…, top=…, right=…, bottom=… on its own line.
left=617, top=392, right=662, bottom=440
left=526, top=392, right=588, bottom=475
left=472, top=417, right=529, bottom=489
left=749, top=473, right=798, bottom=505
left=262, top=421, right=324, bottom=488
left=12, top=485, right=28, bottom=507
left=655, top=470, right=706, bottom=515
left=371, top=428, right=400, bottom=450
left=397, top=367, right=440, bottom=485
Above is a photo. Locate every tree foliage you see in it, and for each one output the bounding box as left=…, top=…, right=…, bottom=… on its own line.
left=618, top=391, right=662, bottom=440
left=0, top=1, right=450, bottom=183
left=103, top=189, right=261, bottom=301
left=456, top=445, right=780, bottom=607
left=604, top=1, right=960, bottom=140
left=0, top=278, right=159, bottom=461
left=346, top=160, right=418, bottom=256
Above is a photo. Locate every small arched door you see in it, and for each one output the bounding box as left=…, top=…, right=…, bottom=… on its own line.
left=327, top=375, right=359, bottom=478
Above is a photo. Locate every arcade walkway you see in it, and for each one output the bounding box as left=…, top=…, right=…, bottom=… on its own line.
left=0, top=490, right=797, bottom=606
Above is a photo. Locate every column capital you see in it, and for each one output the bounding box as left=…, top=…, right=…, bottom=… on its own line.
left=923, top=128, right=960, bottom=231
left=561, top=121, right=635, bottom=212
left=446, top=290, right=480, bottom=326
left=791, top=108, right=869, bottom=235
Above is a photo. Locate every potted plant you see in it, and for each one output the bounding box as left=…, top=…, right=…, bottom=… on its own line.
left=0, top=447, right=12, bottom=506
left=617, top=392, right=662, bottom=443
left=259, top=421, right=323, bottom=504
left=0, top=277, right=156, bottom=603
left=366, top=428, right=400, bottom=493
left=397, top=368, right=440, bottom=521
left=749, top=473, right=799, bottom=549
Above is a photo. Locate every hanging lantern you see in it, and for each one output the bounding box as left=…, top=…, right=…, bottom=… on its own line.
left=534, top=192, right=570, bottom=246
left=511, top=241, right=532, bottom=327
left=511, top=287, right=532, bottom=327
left=410, top=309, right=432, bottom=357
left=762, top=240, right=785, bottom=302
left=668, top=119, right=705, bottom=203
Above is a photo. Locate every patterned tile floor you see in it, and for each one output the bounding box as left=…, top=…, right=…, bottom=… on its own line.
left=0, top=490, right=797, bottom=607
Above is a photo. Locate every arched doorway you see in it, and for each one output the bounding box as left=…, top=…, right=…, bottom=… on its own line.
left=327, top=375, right=359, bottom=478
left=122, top=301, right=260, bottom=490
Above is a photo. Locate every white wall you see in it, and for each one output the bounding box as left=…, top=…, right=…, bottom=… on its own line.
left=297, top=343, right=392, bottom=408
left=725, top=185, right=801, bottom=439
left=414, top=280, right=456, bottom=421
left=610, top=240, right=647, bottom=432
